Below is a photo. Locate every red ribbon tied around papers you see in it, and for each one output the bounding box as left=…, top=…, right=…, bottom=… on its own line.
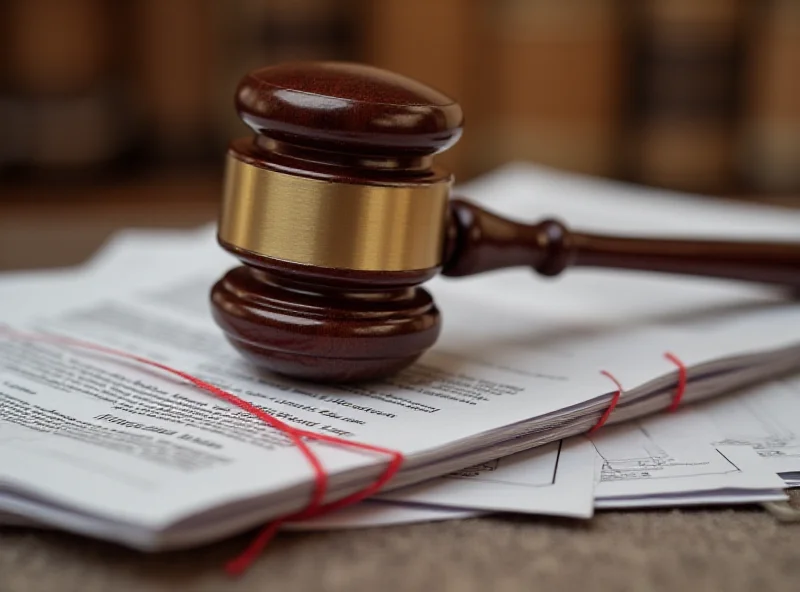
left=0, top=329, right=404, bottom=576
left=0, top=329, right=691, bottom=574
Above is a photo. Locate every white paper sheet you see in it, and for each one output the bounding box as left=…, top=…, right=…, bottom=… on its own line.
left=641, top=377, right=800, bottom=477
left=377, top=438, right=596, bottom=518
left=596, top=491, right=788, bottom=509
left=0, top=225, right=230, bottom=315
left=591, top=428, right=786, bottom=501
left=0, top=501, right=482, bottom=532
left=284, top=501, right=482, bottom=531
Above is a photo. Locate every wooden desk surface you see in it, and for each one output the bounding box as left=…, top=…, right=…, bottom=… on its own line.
left=0, top=173, right=220, bottom=271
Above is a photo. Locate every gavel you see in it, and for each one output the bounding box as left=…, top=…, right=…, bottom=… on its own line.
left=210, top=61, right=800, bottom=383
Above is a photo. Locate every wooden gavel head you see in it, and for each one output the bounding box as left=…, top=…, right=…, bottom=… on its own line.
left=211, top=61, right=800, bottom=383
left=211, top=61, right=464, bottom=382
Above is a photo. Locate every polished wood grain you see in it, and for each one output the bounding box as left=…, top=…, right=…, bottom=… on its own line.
left=233, top=61, right=462, bottom=181
left=211, top=61, right=800, bottom=383
left=444, top=198, right=800, bottom=288
left=211, top=243, right=440, bottom=383
left=236, top=61, right=463, bottom=158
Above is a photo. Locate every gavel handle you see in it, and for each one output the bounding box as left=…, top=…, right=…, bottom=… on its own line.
left=443, top=198, right=800, bottom=289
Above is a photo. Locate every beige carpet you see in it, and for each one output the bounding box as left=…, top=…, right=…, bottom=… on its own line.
left=1, top=491, right=798, bottom=592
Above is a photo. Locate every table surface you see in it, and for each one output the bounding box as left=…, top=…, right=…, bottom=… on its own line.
left=1, top=174, right=799, bottom=591
left=0, top=172, right=220, bottom=271
left=1, top=494, right=799, bottom=592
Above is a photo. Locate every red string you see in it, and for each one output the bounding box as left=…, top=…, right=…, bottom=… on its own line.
left=588, top=370, right=623, bottom=435
left=664, top=352, right=687, bottom=412
left=0, top=328, right=404, bottom=576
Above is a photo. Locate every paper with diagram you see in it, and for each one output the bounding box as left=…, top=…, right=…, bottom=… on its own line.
left=623, top=376, right=800, bottom=485
left=591, top=425, right=787, bottom=506
left=379, top=438, right=596, bottom=517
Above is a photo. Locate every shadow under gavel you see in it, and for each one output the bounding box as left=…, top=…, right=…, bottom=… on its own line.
left=209, top=61, right=800, bottom=383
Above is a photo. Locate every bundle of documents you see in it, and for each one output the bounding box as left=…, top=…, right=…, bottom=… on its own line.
left=1, top=163, right=799, bottom=549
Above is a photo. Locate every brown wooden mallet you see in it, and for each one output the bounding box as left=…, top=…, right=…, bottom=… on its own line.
left=210, top=61, right=800, bottom=383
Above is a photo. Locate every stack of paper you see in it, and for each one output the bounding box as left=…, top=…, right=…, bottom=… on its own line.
left=0, top=163, right=798, bottom=547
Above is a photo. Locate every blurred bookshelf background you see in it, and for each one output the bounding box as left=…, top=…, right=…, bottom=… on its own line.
left=1, top=0, right=799, bottom=269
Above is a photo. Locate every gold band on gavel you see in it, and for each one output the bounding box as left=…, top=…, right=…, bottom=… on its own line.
left=218, top=154, right=452, bottom=271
